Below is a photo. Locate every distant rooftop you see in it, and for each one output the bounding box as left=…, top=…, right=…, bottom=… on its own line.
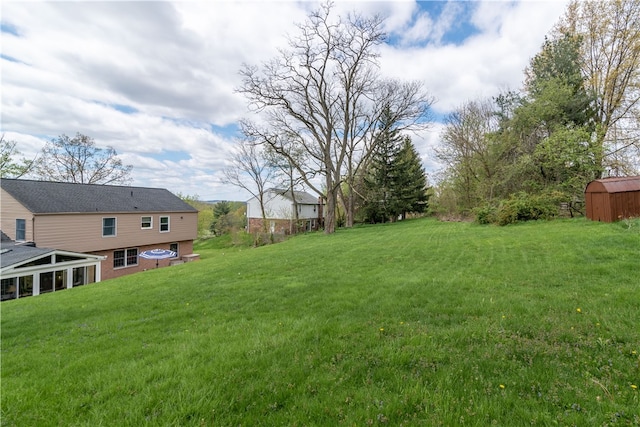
left=270, top=188, right=321, bottom=205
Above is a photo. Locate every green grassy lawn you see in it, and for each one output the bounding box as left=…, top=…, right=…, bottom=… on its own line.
left=2, top=218, right=639, bottom=426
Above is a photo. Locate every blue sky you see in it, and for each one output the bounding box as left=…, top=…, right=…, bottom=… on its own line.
left=1, top=1, right=569, bottom=201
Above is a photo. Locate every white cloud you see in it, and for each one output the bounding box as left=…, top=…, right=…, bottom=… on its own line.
left=1, top=0, right=570, bottom=200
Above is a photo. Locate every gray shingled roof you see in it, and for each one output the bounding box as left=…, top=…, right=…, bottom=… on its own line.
left=0, top=242, right=54, bottom=269
left=1, top=179, right=197, bottom=214
left=271, top=188, right=321, bottom=205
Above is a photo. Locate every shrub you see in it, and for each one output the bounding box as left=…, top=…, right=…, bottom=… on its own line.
left=474, top=204, right=497, bottom=224
left=495, top=192, right=563, bottom=226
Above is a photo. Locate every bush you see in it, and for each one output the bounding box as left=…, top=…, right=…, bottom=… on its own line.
left=495, top=192, right=562, bottom=225
left=474, top=204, right=497, bottom=224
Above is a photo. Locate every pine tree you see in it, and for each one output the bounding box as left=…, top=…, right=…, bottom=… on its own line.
left=394, top=137, right=429, bottom=219
left=361, top=108, right=428, bottom=223
left=361, top=117, right=403, bottom=223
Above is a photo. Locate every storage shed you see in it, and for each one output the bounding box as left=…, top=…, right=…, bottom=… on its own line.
left=585, top=176, right=640, bottom=222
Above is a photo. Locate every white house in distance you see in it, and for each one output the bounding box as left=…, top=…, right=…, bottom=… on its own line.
left=246, top=188, right=324, bottom=234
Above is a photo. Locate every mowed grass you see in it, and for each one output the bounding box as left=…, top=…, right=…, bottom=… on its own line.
left=2, top=218, right=639, bottom=426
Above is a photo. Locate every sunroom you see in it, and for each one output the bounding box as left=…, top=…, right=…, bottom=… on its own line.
left=1, top=242, right=106, bottom=301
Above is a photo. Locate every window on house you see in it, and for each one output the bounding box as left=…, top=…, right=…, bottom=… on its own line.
left=103, top=217, right=116, bottom=236
left=1, top=278, right=16, bottom=301
left=73, top=267, right=86, bottom=287
left=40, top=272, right=54, bottom=294
left=160, top=216, right=170, bottom=232
left=141, top=216, right=152, bottom=229
left=126, top=248, right=138, bottom=266
left=19, top=276, right=33, bottom=298
left=113, top=248, right=138, bottom=269
left=16, top=219, right=26, bottom=241
left=170, top=242, right=178, bottom=258
left=55, top=270, right=67, bottom=291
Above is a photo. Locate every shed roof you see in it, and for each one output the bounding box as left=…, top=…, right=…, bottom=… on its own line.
left=1, top=179, right=197, bottom=214
left=585, top=176, right=640, bottom=194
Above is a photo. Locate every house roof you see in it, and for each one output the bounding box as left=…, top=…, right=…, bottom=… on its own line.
left=1, top=179, right=198, bottom=214
left=0, top=241, right=54, bottom=269
left=270, top=188, right=321, bottom=205
left=1, top=239, right=106, bottom=270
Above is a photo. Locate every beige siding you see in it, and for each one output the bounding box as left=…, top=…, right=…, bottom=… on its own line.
left=33, top=212, right=198, bottom=252
left=0, top=189, right=35, bottom=241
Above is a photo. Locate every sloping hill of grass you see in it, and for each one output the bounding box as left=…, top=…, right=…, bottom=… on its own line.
left=2, top=218, right=639, bottom=426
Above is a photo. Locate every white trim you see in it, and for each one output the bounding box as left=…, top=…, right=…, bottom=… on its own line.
left=141, top=215, right=153, bottom=230
left=1, top=249, right=106, bottom=300
left=112, top=247, right=139, bottom=269
left=159, top=216, right=170, bottom=233
left=102, top=216, right=117, bottom=237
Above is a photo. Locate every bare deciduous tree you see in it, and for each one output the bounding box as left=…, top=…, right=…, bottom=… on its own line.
left=33, top=133, right=132, bottom=184
left=435, top=98, right=502, bottom=210
left=223, top=137, right=278, bottom=233
left=238, top=2, right=433, bottom=232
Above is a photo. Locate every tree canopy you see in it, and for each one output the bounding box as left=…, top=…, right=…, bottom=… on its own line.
left=433, top=0, right=639, bottom=222
left=0, top=135, right=35, bottom=179
left=33, top=133, right=133, bottom=185
left=238, top=2, right=434, bottom=233
left=361, top=109, right=428, bottom=223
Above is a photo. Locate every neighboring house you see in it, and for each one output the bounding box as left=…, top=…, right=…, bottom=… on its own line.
left=246, top=188, right=324, bottom=234
left=1, top=234, right=106, bottom=301
left=0, top=179, right=198, bottom=281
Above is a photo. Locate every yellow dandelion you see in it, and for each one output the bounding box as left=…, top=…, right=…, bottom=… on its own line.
left=499, top=384, right=505, bottom=389
left=379, top=327, right=384, bottom=332
left=631, top=384, right=638, bottom=390
left=632, top=350, right=637, bottom=355
left=576, top=308, right=582, bottom=313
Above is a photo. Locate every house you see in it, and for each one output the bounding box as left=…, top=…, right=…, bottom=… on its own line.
left=1, top=232, right=106, bottom=301
left=0, top=179, right=198, bottom=280
left=246, top=188, right=324, bottom=234
left=585, top=176, right=640, bottom=222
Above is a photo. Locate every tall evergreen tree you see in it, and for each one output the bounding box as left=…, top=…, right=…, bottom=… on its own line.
left=361, top=108, right=428, bottom=223
left=394, top=137, right=429, bottom=219
left=361, top=111, right=403, bottom=223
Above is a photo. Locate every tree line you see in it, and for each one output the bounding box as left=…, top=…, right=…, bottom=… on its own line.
left=229, top=0, right=639, bottom=229
left=433, top=0, right=639, bottom=223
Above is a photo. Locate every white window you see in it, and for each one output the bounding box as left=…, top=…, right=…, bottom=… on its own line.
left=103, top=217, right=116, bottom=237
left=160, top=216, right=170, bottom=232
left=113, top=248, right=138, bottom=269
left=141, top=216, right=152, bottom=229
left=16, top=219, right=26, bottom=241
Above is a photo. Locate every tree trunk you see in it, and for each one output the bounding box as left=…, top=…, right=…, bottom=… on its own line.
left=324, top=173, right=336, bottom=234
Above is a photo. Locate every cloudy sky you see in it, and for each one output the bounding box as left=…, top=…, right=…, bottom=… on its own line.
left=2, top=0, right=569, bottom=201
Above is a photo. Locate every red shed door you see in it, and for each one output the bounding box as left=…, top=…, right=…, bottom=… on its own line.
left=590, top=193, right=609, bottom=222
